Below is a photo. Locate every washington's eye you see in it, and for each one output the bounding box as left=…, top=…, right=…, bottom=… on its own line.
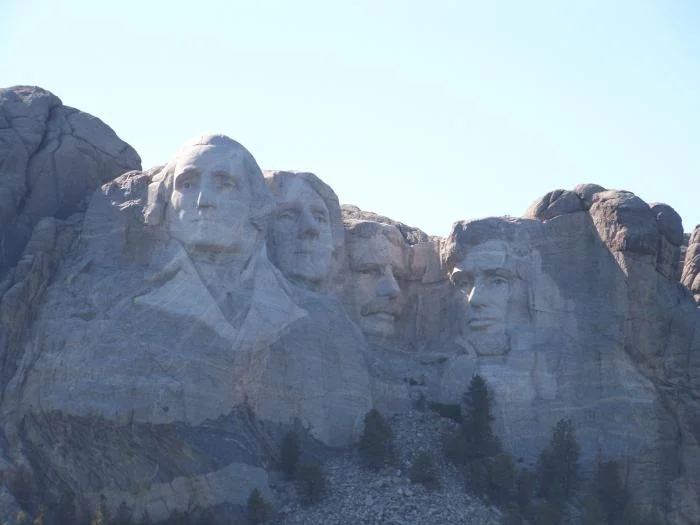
left=220, top=177, right=237, bottom=189
left=279, top=209, right=299, bottom=220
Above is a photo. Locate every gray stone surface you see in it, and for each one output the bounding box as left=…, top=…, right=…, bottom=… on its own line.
left=0, top=98, right=698, bottom=524
left=0, top=86, right=141, bottom=276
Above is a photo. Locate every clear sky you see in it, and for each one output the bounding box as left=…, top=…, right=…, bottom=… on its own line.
left=2, top=0, right=698, bottom=237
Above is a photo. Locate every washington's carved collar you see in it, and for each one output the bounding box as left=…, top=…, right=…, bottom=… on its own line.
left=134, top=242, right=307, bottom=349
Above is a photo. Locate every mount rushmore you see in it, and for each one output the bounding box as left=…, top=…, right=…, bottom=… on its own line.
left=1, top=86, right=699, bottom=524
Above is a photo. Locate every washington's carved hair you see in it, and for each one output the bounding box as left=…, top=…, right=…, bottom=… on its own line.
left=143, top=134, right=274, bottom=231
left=265, top=170, right=345, bottom=254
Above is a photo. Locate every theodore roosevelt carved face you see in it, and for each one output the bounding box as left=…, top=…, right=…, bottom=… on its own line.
left=344, top=221, right=408, bottom=338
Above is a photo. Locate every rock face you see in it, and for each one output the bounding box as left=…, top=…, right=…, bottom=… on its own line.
left=683, top=225, right=700, bottom=304
left=0, top=91, right=699, bottom=524
left=0, top=86, right=141, bottom=276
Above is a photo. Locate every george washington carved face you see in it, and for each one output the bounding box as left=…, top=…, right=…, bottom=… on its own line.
left=144, top=135, right=273, bottom=260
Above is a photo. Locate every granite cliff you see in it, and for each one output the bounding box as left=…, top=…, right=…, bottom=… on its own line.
left=0, top=86, right=698, bottom=524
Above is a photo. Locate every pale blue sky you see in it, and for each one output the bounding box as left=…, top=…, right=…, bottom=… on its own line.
left=2, top=0, right=698, bottom=236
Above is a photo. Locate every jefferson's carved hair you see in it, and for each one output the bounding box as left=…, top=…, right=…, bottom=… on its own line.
left=143, top=134, right=274, bottom=231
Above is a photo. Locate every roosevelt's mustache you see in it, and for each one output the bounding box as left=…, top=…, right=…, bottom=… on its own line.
left=360, top=299, right=404, bottom=317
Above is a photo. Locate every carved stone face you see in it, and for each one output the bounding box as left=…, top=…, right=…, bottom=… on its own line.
left=451, top=240, right=515, bottom=354
left=268, top=178, right=333, bottom=288
left=167, top=144, right=257, bottom=256
left=346, top=226, right=406, bottom=337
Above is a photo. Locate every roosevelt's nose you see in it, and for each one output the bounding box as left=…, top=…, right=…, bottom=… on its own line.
left=377, top=267, right=401, bottom=299
left=299, top=209, right=320, bottom=238
left=196, top=175, right=216, bottom=209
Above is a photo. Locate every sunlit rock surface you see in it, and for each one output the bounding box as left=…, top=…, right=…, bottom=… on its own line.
left=0, top=88, right=698, bottom=524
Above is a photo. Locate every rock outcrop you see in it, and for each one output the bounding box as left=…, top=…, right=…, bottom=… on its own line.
left=0, top=86, right=141, bottom=276
left=0, top=88, right=698, bottom=524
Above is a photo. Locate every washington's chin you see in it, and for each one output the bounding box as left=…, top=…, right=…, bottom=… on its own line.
left=360, top=312, right=397, bottom=337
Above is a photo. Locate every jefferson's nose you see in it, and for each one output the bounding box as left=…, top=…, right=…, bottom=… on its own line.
left=299, top=210, right=320, bottom=238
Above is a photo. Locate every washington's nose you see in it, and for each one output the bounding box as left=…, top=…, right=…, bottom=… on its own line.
left=299, top=209, right=320, bottom=238
left=378, top=268, right=401, bottom=299
left=196, top=176, right=216, bottom=209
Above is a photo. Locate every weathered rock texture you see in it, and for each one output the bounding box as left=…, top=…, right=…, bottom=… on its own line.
left=0, top=89, right=698, bottom=524
left=0, top=86, right=141, bottom=276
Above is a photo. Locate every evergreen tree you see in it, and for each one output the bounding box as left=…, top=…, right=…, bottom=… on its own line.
left=112, top=501, right=133, bottom=525
left=462, top=375, right=501, bottom=461
left=537, top=418, right=581, bottom=505
left=246, top=489, right=272, bottom=525
left=296, top=462, right=328, bottom=507
left=409, top=452, right=439, bottom=489
left=595, top=459, right=627, bottom=525
left=53, top=491, right=77, bottom=525
left=487, top=452, right=515, bottom=505
left=358, top=409, right=393, bottom=470
left=582, top=494, right=606, bottom=525
left=280, top=430, right=301, bottom=481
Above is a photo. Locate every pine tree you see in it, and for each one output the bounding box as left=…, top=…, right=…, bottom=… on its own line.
left=537, top=418, right=581, bottom=505
left=53, top=491, right=77, bottom=525
left=112, top=501, right=133, bottom=525
left=358, top=409, right=393, bottom=470
left=296, top=462, right=328, bottom=506
left=462, top=375, right=501, bottom=461
left=595, top=459, right=627, bottom=525
left=280, top=430, right=301, bottom=480
left=246, top=488, right=273, bottom=524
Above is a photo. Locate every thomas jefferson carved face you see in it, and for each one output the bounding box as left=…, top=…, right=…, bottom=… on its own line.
left=345, top=223, right=407, bottom=338
left=167, top=143, right=257, bottom=256
left=268, top=178, right=333, bottom=288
